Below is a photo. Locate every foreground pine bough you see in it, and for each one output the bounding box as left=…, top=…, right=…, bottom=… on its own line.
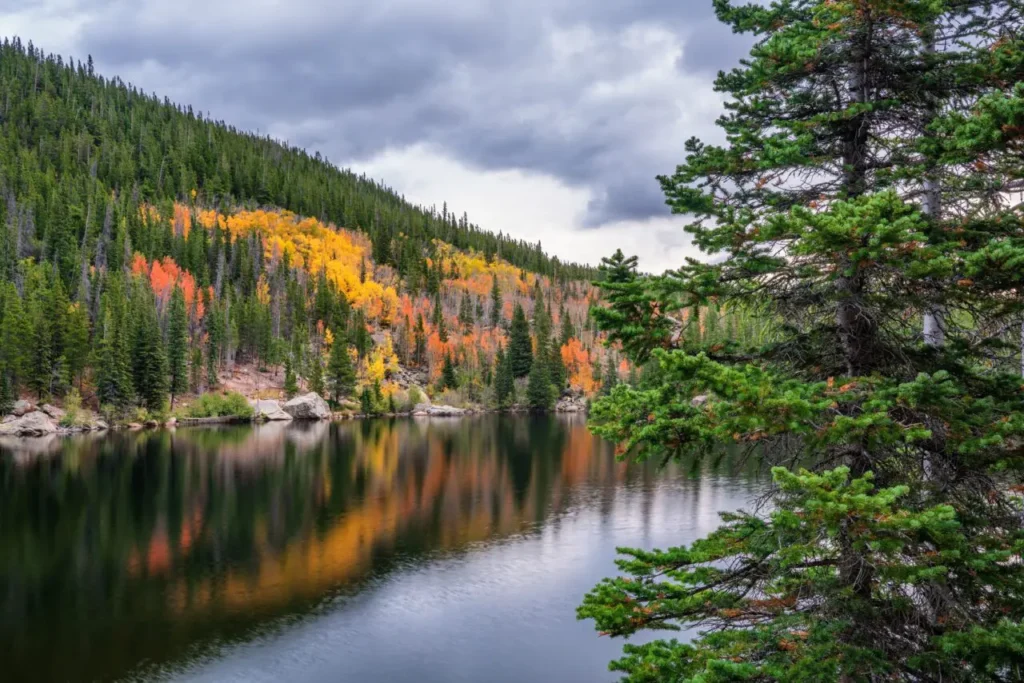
left=580, top=1, right=1024, bottom=681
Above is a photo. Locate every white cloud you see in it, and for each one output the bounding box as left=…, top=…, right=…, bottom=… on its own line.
left=351, top=143, right=701, bottom=273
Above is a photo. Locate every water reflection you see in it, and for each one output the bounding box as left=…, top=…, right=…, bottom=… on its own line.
left=0, top=415, right=764, bottom=683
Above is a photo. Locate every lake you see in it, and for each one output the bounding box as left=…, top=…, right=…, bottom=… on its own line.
left=0, top=415, right=765, bottom=683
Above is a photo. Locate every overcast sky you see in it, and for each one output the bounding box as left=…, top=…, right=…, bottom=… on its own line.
left=1, top=0, right=753, bottom=272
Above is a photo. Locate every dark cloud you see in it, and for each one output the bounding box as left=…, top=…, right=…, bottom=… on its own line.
left=57, top=0, right=753, bottom=226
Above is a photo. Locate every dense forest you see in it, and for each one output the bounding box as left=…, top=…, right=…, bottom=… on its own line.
left=0, top=37, right=750, bottom=420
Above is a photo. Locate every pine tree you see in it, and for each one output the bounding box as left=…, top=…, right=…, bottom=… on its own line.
left=413, top=313, right=427, bottom=366
left=308, top=349, right=325, bottom=397
left=508, top=302, right=532, bottom=378
left=490, top=277, right=502, bottom=328
left=494, top=345, right=514, bottom=408
left=95, top=307, right=133, bottom=412
left=559, top=304, right=574, bottom=347
left=283, top=354, right=298, bottom=398
left=132, top=289, right=168, bottom=413
left=600, top=353, right=618, bottom=396
left=63, top=302, right=90, bottom=391
left=458, top=289, right=474, bottom=333
left=580, top=2, right=1024, bottom=680
left=437, top=309, right=449, bottom=343
left=525, top=347, right=552, bottom=411
left=0, top=284, right=31, bottom=388
left=440, top=352, right=458, bottom=391
left=548, top=341, right=566, bottom=394
left=166, top=286, right=188, bottom=407
left=327, top=339, right=356, bottom=402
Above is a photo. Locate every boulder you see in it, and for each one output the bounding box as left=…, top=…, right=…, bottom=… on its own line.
left=0, top=411, right=58, bottom=437
left=283, top=392, right=331, bottom=420
left=40, top=404, right=65, bottom=421
left=691, top=394, right=709, bottom=408
left=413, top=404, right=465, bottom=417
left=250, top=399, right=293, bottom=421
left=555, top=396, right=586, bottom=413
left=12, top=400, right=34, bottom=417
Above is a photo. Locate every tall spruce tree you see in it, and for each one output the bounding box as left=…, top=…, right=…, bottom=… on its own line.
left=490, top=276, right=502, bottom=328
left=166, top=286, right=188, bottom=407
left=580, top=2, right=1024, bottom=681
left=326, top=339, right=356, bottom=402
left=508, top=302, right=533, bottom=378
left=494, top=344, right=514, bottom=407
left=458, top=289, right=474, bottom=333
left=131, top=286, right=168, bottom=413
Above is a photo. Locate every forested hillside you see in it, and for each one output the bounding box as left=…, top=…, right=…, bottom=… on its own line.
left=0, top=37, right=658, bottom=418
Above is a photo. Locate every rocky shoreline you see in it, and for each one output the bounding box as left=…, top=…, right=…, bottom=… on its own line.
left=0, top=391, right=589, bottom=440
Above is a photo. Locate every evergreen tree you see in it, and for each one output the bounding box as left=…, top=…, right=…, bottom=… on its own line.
left=63, top=302, right=90, bottom=391
left=166, top=286, right=188, bottom=407
left=327, top=339, right=356, bottom=402
left=559, top=304, right=574, bottom=347
left=580, top=2, right=1024, bottom=680
left=458, top=289, right=474, bottom=333
left=494, top=345, right=514, bottom=407
left=440, top=352, right=458, bottom=391
left=413, top=313, right=427, bottom=366
left=525, top=348, right=552, bottom=411
left=283, top=354, right=298, bottom=398
left=132, top=289, right=168, bottom=413
left=308, top=349, right=325, bottom=397
left=601, top=353, right=618, bottom=396
left=0, top=284, right=31, bottom=387
left=490, top=276, right=502, bottom=327
left=508, top=303, right=532, bottom=378
left=95, top=307, right=133, bottom=413
left=548, top=341, right=566, bottom=394
left=437, top=309, right=449, bottom=343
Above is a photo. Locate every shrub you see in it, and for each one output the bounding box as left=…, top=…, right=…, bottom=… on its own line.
left=59, top=388, right=83, bottom=427
left=183, top=391, right=254, bottom=419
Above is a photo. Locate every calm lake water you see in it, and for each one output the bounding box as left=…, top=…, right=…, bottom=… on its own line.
left=0, top=415, right=765, bottom=683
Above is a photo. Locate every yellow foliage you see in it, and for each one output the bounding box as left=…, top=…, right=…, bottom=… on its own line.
left=360, top=333, right=399, bottom=386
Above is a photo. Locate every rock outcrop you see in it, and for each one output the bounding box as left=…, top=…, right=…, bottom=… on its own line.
left=555, top=395, right=588, bottom=413
left=12, top=400, right=34, bottom=417
left=40, top=404, right=66, bottom=421
left=283, top=392, right=331, bottom=420
left=412, top=403, right=466, bottom=417
left=250, top=399, right=293, bottom=421
left=0, top=410, right=58, bottom=436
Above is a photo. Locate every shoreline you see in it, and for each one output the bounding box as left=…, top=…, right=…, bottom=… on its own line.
left=1, top=406, right=589, bottom=442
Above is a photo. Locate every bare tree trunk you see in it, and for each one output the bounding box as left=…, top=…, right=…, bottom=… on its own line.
left=921, top=26, right=945, bottom=349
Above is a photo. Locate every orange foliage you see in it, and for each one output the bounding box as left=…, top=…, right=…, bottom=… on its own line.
left=561, top=338, right=599, bottom=394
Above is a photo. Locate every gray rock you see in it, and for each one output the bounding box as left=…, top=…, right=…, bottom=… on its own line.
left=12, top=400, right=34, bottom=417
left=413, top=404, right=466, bottom=417
left=283, top=392, right=331, bottom=420
left=40, top=404, right=65, bottom=421
left=691, top=395, right=709, bottom=407
left=250, top=399, right=293, bottom=421
left=0, top=411, right=58, bottom=436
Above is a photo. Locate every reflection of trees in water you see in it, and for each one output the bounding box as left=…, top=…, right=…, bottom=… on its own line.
left=0, top=417, right=764, bottom=682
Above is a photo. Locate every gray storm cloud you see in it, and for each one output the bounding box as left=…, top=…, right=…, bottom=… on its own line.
left=10, top=0, right=753, bottom=228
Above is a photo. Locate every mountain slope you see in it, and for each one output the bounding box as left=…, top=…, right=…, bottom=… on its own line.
left=0, top=38, right=619, bottom=415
